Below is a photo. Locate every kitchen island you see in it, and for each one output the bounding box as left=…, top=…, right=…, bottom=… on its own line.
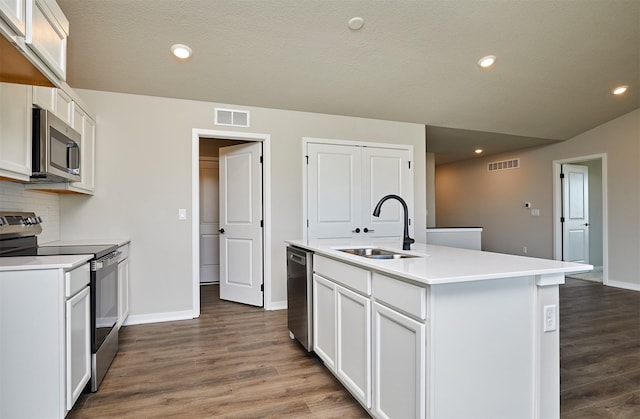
left=286, top=238, right=591, bottom=419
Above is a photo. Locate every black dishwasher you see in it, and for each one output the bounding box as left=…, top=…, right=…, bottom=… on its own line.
left=286, top=246, right=313, bottom=351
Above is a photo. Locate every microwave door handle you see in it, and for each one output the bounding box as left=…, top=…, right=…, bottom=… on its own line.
left=66, top=142, right=80, bottom=174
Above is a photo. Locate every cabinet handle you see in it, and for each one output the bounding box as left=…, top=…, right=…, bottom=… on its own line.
left=352, top=228, right=361, bottom=233
left=364, top=228, right=375, bottom=233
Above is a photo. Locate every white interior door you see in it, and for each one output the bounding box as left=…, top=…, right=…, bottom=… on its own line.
left=199, top=159, right=220, bottom=284
left=307, top=143, right=361, bottom=239
left=562, top=164, right=590, bottom=263
left=219, top=142, right=263, bottom=306
left=361, top=147, right=412, bottom=238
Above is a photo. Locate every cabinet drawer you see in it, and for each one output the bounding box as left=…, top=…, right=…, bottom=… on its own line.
left=373, top=273, right=427, bottom=321
left=66, top=263, right=90, bottom=298
left=314, top=255, right=371, bottom=295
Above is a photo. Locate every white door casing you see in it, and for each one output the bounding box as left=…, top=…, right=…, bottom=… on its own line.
left=199, top=159, right=220, bottom=284
left=219, top=142, right=264, bottom=306
left=562, top=164, right=590, bottom=263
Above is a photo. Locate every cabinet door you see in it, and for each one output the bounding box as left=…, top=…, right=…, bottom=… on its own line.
left=0, top=0, right=26, bottom=35
left=372, top=301, right=425, bottom=419
left=33, top=85, right=55, bottom=111
left=55, top=88, right=72, bottom=123
left=66, top=286, right=91, bottom=410
left=307, top=143, right=361, bottom=239
left=0, top=82, right=32, bottom=181
left=27, top=0, right=68, bottom=80
left=361, top=147, right=413, bottom=238
left=117, top=257, right=129, bottom=329
left=70, top=105, right=95, bottom=192
left=312, top=273, right=336, bottom=371
left=337, top=285, right=371, bottom=408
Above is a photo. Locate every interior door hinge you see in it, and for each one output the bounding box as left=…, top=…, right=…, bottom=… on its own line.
left=259, top=156, right=263, bottom=163
left=260, top=284, right=264, bottom=292
left=560, top=173, right=565, bottom=179
left=561, top=217, right=565, bottom=223
left=408, top=161, right=411, bottom=169
left=409, top=218, right=411, bottom=226
left=305, top=155, right=309, bottom=164
left=260, top=220, right=264, bottom=228
left=307, top=219, right=309, bottom=227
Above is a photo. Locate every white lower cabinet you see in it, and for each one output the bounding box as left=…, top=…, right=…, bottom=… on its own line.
left=0, top=82, right=32, bottom=181
left=66, top=285, right=91, bottom=410
left=372, top=302, right=425, bottom=419
left=312, top=273, right=337, bottom=371
left=337, top=285, right=371, bottom=408
left=0, top=261, right=91, bottom=418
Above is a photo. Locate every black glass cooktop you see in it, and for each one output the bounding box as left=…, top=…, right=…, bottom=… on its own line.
left=1, top=243, right=117, bottom=259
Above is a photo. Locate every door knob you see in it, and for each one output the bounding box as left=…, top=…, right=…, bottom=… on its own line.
left=219, top=228, right=225, bottom=234
left=352, top=228, right=361, bottom=233
left=363, top=228, right=375, bottom=233
left=584, top=223, right=590, bottom=227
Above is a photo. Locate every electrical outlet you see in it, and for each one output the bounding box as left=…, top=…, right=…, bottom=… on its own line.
left=522, top=246, right=527, bottom=254
left=178, top=208, right=187, bottom=220
left=543, top=305, right=557, bottom=332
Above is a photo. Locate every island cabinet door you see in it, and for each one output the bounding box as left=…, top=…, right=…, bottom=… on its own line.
left=336, top=285, right=371, bottom=408
left=313, top=274, right=337, bottom=371
left=372, top=301, right=426, bottom=419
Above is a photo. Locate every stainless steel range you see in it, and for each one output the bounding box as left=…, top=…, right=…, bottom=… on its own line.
left=0, top=211, right=121, bottom=392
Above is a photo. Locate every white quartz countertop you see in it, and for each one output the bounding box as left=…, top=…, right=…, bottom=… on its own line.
left=41, top=238, right=130, bottom=247
left=0, top=254, right=93, bottom=272
left=286, top=238, right=592, bottom=286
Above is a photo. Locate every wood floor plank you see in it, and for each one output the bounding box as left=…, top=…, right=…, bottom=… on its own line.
left=68, top=279, right=638, bottom=418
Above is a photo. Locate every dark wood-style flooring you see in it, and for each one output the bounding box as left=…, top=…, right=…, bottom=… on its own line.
left=68, top=278, right=639, bottom=418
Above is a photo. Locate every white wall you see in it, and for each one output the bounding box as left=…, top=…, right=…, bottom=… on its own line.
left=59, top=89, right=426, bottom=320
left=0, top=181, right=60, bottom=243
left=436, top=109, right=640, bottom=290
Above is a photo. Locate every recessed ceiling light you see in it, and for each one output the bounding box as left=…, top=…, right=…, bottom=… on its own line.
left=348, top=17, right=364, bottom=30
left=611, top=85, right=628, bottom=95
left=170, top=44, right=192, bottom=60
left=474, top=148, right=484, bottom=154
left=477, top=55, right=496, bottom=68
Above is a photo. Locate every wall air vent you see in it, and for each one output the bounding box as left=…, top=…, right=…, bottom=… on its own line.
left=488, top=158, right=520, bottom=172
left=215, top=108, right=250, bottom=127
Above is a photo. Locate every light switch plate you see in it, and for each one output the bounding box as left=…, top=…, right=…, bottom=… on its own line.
left=178, top=209, right=187, bottom=220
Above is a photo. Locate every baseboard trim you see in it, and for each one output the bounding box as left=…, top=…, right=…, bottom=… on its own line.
left=266, top=300, right=287, bottom=311
left=606, top=280, right=640, bottom=292
left=123, top=310, right=195, bottom=326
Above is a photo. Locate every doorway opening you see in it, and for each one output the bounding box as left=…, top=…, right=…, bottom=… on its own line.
left=552, top=154, right=607, bottom=284
left=191, top=129, right=272, bottom=318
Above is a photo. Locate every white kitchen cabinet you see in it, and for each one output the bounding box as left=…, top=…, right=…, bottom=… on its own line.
left=33, top=85, right=73, bottom=124
left=66, top=285, right=90, bottom=410
left=372, top=301, right=425, bottom=419
left=312, top=273, right=337, bottom=371
left=337, top=284, right=371, bottom=408
left=0, top=81, right=32, bottom=181
left=306, top=140, right=413, bottom=240
left=26, top=0, right=69, bottom=81
left=116, top=243, right=130, bottom=329
left=313, top=254, right=372, bottom=408
left=0, top=0, right=27, bottom=36
left=0, top=260, right=91, bottom=418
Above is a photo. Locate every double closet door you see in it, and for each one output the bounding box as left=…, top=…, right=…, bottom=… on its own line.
left=306, top=141, right=413, bottom=240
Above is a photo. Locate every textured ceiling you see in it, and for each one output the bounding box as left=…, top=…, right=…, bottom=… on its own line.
left=58, top=0, right=639, bottom=163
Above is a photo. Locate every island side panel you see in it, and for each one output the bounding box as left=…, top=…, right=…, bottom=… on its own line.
left=429, top=276, right=536, bottom=419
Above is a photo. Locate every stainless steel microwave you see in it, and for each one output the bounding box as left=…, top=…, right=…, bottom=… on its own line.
left=31, top=108, right=81, bottom=183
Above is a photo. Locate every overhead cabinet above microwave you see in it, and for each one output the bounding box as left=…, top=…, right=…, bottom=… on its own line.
left=0, top=0, right=69, bottom=83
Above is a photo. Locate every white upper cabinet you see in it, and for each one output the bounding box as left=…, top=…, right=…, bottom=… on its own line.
left=26, top=0, right=68, bottom=80
left=0, top=0, right=27, bottom=36
left=306, top=139, right=413, bottom=240
left=0, top=82, right=32, bottom=181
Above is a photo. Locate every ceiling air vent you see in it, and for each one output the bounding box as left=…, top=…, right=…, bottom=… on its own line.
left=488, top=158, right=520, bottom=172
left=215, top=108, right=250, bottom=127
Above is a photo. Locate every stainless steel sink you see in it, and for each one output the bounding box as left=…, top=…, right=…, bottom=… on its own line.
left=337, top=247, right=420, bottom=260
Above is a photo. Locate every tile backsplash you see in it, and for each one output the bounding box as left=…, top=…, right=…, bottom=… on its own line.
left=0, top=181, right=60, bottom=243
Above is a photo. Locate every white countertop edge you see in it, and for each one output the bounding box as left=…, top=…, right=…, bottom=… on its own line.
left=0, top=254, right=93, bottom=271
left=426, top=227, right=483, bottom=232
left=286, top=238, right=591, bottom=286
left=41, top=238, right=131, bottom=247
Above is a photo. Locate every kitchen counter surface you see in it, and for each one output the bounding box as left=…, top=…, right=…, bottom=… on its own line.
left=42, top=238, right=130, bottom=247
left=286, top=238, right=591, bottom=286
left=0, top=254, right=93, bottom=271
